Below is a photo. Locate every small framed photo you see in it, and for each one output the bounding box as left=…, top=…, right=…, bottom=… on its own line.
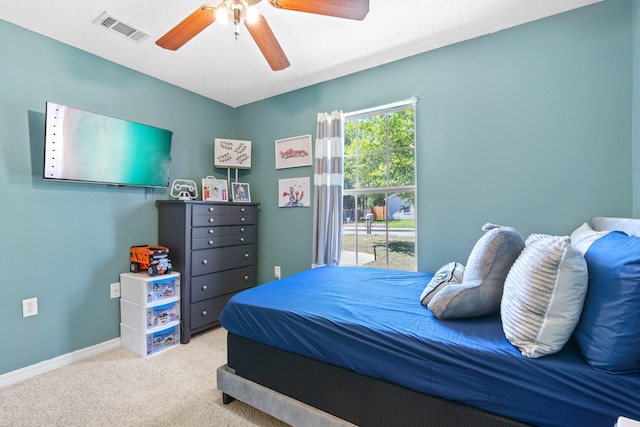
left=275, top=134, right=312, bottom=169
left=202, top=176, right=228, bottom=202
left=279, top=177, right=310, bottom=207
left=231, top=182, right=251, bottom=202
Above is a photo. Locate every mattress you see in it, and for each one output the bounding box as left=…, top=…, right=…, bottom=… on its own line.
left=220, top=266, right=640, bottom=427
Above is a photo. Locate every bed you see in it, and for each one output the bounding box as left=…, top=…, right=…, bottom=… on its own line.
left=216, top=217, right=640, bottom=426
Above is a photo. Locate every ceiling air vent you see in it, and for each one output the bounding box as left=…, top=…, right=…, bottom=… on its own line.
left=93, top=12, right=150, bottom=43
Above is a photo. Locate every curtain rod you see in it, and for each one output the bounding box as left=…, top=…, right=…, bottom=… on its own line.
left=344, top=96, right=418, bottom=118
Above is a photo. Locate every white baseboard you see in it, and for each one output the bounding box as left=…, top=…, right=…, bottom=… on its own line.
left=0, top=338, right=121, bottom=389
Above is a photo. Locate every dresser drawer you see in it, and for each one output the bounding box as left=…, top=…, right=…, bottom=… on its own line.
left=190, top=293, right=237, bottom=330
left=191, top=245, right=256, bottom=276
left=192, top=226, right=231, bottom=239
left=192, top=213, right=229, bottom=227
left=192, top=204, right=230, bottom=215
left=228, top=205, right=257, bottom=216
left=228, top=214, right=256, bottom=225
left=190, top=266, right=256, bottom=303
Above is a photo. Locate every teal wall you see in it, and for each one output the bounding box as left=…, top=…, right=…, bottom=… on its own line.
left=0, top=0, right=635, bottom=375
left=0, top=20, right=236, bottom=374
left=633, top=0, right=640, bottom=217
left=240, top=0, right=633, bottom=280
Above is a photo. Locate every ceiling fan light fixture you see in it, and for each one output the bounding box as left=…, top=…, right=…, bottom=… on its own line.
left=245, top=7, right=259, bottom=24
left=216, top=6, right=231, bottom=25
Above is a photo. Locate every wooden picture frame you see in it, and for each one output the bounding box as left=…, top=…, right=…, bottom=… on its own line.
left=231, top=182, right=251, bottom=202
left=202, top=177, right=228, bottom=202
left=275, top=135, right=312, bottom=169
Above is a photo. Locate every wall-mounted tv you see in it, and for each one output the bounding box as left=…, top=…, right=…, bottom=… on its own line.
left=43, top=101, right=173, bottom=188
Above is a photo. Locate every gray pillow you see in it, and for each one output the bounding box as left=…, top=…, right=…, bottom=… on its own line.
left=428, top=223, right=525, bottom=319
left=420, top=262, right=464, bottom=306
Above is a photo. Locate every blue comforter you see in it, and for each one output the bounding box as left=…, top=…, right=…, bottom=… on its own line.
left=220, top=266, right=640, bottom=427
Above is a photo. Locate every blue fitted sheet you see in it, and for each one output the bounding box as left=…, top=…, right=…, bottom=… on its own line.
left=220, top=266, right=640, bottom=427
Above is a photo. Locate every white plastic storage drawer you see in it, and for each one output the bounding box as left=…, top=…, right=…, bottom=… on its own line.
left=120, top=323, right=180, bottom=357
left=120, top=272, right=180, bottom=305
left=120, top=298, right=180, bottom=332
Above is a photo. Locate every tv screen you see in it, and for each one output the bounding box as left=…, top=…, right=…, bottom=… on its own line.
left=43, top=102, right=173, bottom=188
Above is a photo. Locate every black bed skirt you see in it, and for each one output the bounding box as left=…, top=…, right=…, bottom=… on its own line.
left=226, top=333, right=530, bottom=427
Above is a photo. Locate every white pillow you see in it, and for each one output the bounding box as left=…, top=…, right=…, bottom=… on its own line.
left=420, top=262, right=464, bottom=307
left=501, top=234, right=588, bottom=358
left=570, top=222, right=611, bottom=255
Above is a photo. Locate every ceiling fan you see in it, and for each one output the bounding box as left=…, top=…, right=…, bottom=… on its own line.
left=156, top=0, right=369, bottom=71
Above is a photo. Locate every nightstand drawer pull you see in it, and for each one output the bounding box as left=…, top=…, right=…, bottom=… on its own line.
left=208, top=218, right=215, bottom=223
left=202, top=310, right=208, bottom=316
left=208, top=240, right=214, bottom=246
left=244, top=275, right=249, bottom=281
left=240, top=217, right=246, bottom=222
left=244, top=253, right=249, bottom=259
left=208, top=207, right=214, bottom=212
left=240, top=227, right=245, bottom=233
left=208, top=229, right=214, bottom=234
left=202, top=260, right=208, bottom=265
left=240, top=237, right=245, bottom=242
left=240, top=207, right=245, bottom=212
left=202, top=285, right=208, bottom=291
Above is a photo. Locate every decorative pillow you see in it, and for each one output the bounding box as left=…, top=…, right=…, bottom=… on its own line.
left=501, top=234, right=588, bottom=358
left=572, top=229, right=640, bottom=373
left=420, top=262, right=464, bottom=307
left=428, top=223, right=524, bottom=319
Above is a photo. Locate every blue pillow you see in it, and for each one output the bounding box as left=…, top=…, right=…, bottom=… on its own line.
left=573, top=231, right=640, bottom=373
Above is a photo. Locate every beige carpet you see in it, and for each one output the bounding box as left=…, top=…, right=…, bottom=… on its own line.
left=0, top=326, right=288, bottom=427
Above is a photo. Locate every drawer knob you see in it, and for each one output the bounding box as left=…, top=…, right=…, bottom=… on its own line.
left=202, top=285, right=208, bottom=291
left=208, top=207, right=214, bottom=212
left=202, top=310, right=208, bottom=316
left=202, top=260, right=208, bottom=265
left=208, top=218, right=215, bottom=223
left=208, top=240, right=214, bottom=246
left=240, top=207, right=245, bottom=212
left=240, top=237, right=245, bottom=242
left=244, top=253, right=249, bottom=259
left=244, top=275, right=249, bottom=281
left=208, top=229, right=214, bottom=234
left=240, top=227, right=245, bottom=233
left=240, top=217, right=245, bottom=222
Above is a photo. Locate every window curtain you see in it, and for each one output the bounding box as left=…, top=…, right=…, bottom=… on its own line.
left=312, top=111, right=344, bottom=267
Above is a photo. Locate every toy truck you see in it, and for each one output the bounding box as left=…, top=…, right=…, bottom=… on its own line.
left=130, top=245, right=173, bottom=276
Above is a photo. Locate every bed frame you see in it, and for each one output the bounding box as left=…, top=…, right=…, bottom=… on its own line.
left=218, top=333, right=530, bottom=427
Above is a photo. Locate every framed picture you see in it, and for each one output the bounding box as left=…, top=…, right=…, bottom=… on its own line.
left=279, top=177, right=310, bottom=207
left=231, top=182, right=251, bottom=202
left=214, top=138, right=252, bottom=169
left=275, top=134, right=312, bottom=169
left=202, top=176, right=228, bottom=202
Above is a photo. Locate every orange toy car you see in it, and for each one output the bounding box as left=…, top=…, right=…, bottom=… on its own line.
left=130, top=245, right=173, bottom=276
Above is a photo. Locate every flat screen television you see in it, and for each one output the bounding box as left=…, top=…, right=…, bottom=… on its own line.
left=43, top=101, right=173, bottom=188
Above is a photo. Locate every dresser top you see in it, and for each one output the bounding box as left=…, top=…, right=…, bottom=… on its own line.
left=156, top=199, right=259, bottom=207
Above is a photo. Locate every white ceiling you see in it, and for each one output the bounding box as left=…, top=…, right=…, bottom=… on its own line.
left=1, top=0, right=601, bottom=107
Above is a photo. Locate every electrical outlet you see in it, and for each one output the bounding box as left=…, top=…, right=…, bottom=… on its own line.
left=274, top=266, right=281, bottom=279
left=22, top=298, right=38, bottom=317
left=110, top=282, right=121, bottom=299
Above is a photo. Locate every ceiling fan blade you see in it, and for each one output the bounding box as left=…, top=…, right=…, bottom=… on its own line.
left=245, top=14, right=290, bottom=71
left=268, top=0, right=369, bottom=21
left=156, top=4, right=219, bottom=50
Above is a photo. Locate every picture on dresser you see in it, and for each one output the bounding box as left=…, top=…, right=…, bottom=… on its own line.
left=202, top=176, right=228, bottom=202
left=232, top=182, right=251, bottom=202
left=279, top=177, right=310, bottom=207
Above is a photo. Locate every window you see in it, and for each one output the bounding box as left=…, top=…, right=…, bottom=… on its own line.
left=341, top=99, right=417, bottom=271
